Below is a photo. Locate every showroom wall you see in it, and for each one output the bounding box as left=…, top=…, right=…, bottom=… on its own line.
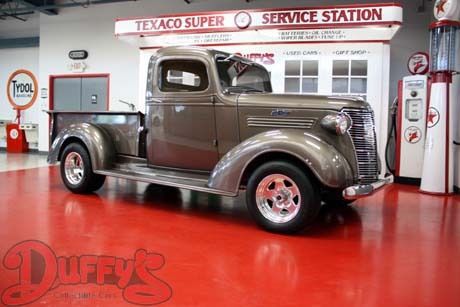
left=31, top=0, right=433, bottom=151
left=0, top=47, right=39, bottom=148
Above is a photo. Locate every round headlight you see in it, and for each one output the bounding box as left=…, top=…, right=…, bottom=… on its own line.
left=321, top=113, right=352, bottom=135
left=336, top=113, right=350, bottom=134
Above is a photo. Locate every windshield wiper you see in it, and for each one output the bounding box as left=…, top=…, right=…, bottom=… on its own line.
left=218, top=54, right=236, bottom=62
left=217, top=55, right=255, bottom=66
left=223, top=86, right=265, bottom=94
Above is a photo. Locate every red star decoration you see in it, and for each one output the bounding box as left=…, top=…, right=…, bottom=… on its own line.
left=436, top=0, right=448, bottom=15
left=428, top=111, right=438, bottom=124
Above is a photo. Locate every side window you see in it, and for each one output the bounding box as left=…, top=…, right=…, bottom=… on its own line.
left=159, top=60, right=209, bottom=92
left=284, top=60, right=319, bottom=94
left=332, top=60, right=368, bottom=100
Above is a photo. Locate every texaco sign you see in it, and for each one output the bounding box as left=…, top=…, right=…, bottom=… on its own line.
left=6, top=69, right=38, bottom=111
left=427, top=107, right=440, bottom=128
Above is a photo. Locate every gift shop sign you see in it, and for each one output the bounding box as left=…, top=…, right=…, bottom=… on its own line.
left=115, top=3, right=403, bottom=36
left=6, top=69, right=38, bottom=111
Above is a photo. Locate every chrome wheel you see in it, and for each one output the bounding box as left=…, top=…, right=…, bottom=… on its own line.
left=255, top=174, right=301, bottom=224
left=64, top=152, right=84, bottom=185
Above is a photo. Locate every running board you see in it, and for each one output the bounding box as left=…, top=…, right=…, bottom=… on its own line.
left=94, top=164, right=237, bottom=197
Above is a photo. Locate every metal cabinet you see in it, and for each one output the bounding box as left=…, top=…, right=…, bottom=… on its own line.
left=52, top=76, right=109, bottom=111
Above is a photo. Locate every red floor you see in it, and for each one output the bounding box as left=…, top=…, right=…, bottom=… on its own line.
left=0, top=166, right=460, bottom=307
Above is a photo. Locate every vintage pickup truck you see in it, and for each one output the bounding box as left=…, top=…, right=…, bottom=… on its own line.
left=48, top=46, right=392, bottom=233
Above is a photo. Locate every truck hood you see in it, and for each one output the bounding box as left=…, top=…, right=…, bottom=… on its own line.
left=237, top=93, right=371, bottom=111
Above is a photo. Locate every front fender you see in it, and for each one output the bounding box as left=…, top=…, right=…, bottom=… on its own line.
left=208, top=130, right=353, bottom=195
left=47, top=123, right=115, bottom=171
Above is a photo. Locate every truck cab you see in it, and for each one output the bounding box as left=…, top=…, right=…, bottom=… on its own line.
left=145, top=47, right=273, bottom=170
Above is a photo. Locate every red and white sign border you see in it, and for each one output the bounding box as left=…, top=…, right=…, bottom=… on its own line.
left=115, top=3, right=403, bottom=37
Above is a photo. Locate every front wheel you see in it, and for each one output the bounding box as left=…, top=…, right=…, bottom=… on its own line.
left=246, top=161, right=321, bottom=233
left=60, top=143, right=106, bottom=194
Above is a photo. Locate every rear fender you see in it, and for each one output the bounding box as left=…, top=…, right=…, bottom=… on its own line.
left=47, top=123, right=115, bottom=171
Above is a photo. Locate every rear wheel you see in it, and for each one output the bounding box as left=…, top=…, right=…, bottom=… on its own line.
left=246, top=161, right=321, bottom=233
left=60, top=143, right=106, bottom=194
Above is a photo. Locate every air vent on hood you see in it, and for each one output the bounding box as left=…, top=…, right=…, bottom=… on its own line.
left=246, top=116, right=316, bottom=129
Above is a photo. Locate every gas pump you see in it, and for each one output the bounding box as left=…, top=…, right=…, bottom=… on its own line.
left=394, top=53, right=430, bottom=183
left=420, top=0, right=460, bottom=194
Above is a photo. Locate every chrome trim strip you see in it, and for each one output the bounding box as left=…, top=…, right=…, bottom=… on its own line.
left=247, top=117, right=316, bottom=129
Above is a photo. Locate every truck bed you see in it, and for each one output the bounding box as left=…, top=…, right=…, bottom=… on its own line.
left=48, top=111, right=145, bottom=157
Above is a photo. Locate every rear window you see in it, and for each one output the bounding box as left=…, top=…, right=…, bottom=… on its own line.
left=159, top=60, right=209, bottom=92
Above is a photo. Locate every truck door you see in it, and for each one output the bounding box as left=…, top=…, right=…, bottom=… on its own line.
left=146, top=58, right=219, bottom=171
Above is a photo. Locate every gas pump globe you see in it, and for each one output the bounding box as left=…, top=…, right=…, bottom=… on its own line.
left=430, top=23, right=460, bottom=73
left=421, top=0, right=460, bottom=194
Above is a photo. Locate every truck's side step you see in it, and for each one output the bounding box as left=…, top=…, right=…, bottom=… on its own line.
left=94, top=163, right=237, bottom=197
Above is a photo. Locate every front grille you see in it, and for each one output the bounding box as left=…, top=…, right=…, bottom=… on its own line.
left=342, top=108, right=379, bottom=184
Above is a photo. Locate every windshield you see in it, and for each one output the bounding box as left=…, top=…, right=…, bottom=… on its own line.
left=216, top=55, right=272, bottom=93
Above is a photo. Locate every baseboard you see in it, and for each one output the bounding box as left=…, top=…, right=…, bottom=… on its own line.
left=0, top=147, right=48, bottom=155
left=396, top=177, right=460, bottom=194
left=394, top=176, right=421, bottom=185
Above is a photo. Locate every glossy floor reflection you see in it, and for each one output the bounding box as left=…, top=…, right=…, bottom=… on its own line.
left=0, top=166, right=459, bottom=306
left=0, top=152, right=48, bottom=172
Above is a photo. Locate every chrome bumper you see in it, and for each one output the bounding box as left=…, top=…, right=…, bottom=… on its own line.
left=342, top=175, right=394, bottom=200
